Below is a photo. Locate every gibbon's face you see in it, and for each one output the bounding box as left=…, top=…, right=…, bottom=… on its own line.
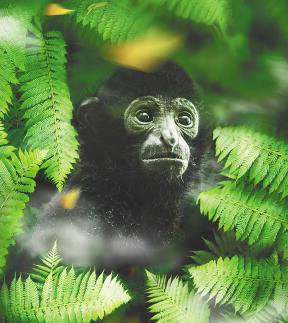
left=124, top=95, right=199, bottom=177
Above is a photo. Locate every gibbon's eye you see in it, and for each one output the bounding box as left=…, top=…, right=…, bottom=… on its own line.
left=136, top=110, right=153, bottom=123
left=177, top=112, right=193, bottom=126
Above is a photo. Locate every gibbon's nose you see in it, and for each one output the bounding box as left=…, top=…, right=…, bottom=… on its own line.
left=160, top=117, right=178, bottom=149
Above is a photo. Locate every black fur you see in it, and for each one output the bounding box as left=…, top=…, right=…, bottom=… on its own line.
left=25, top=62, right=214, bottom=266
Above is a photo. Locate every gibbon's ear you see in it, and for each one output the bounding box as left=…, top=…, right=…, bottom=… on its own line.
left=77, top=97, right=100, bottom=127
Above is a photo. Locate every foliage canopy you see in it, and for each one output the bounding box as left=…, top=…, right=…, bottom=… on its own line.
left=0, top=0, right=287, bottom=322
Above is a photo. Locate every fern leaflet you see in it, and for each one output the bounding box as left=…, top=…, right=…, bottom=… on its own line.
left=146, top=271, right=210, bottom=323
left=214, top=126, right=288, bottom=198
left=189, top=256, right=288, bottom=314
left=219, top=303, right=285, bottom=323
left=0, top=49, right=17, bottom=118
left=0, top=1, right=40, bottom=70
left=3, top=103, right=26, bottom=149
left=0, top=121, right=15, bottom=158
left=243, top=303, right=286, bottom=323
left=0, top=2, right=41, bottom=117
left=31, top=241, right=64, bottom=284
left=72, top=0, right=153, bottom=43
left=192, top=230, right=248, bottom=265
left=19, top=27, right=79, bottom=191
left=0, top=149, right=45, bottom=276
left=0, top=268, right=131, bottom=322
left=145, top=0, right=230, bottom=33
left=198, top=181, right=288, bottom=249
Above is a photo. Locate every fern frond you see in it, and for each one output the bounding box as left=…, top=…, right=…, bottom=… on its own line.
left=0, top=149, right=45, bottom=276
left=198, top=181, right=288, bottom=249
left=213, top=126, right=288, bottom=198
left=243, top=303, right=286, bottom=323
left=31, top=241, right=64, bottom=284
left=3, top=103, right=26, bottom=149
left=0, top=268, right=131, bottom=322
left=0, top=2, right=41, bottom=116
left=192, top=230, right=248, bottom=265
left=0, top=1, right=48, bottom=71
left=145, top=0, right=230, bottom=33
left=0, top=121, right=15, bottom=158
left=0, top=2, right=34, bottom=70
left=20, top=27, right=79, bottom=190
left=189, top=256, right=288, bottom=314
left=72, top=0, right=153, bottom=43
left=146, top=271, right=210, bottom=323
left=0, top=49, right=17, bottom=117
left=219, top=303, right=283, bottom=323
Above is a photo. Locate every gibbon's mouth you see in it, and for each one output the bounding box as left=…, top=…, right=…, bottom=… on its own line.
left=142, top=151, right=185, bottom=163
left=143, top=158, right=185, bottom=165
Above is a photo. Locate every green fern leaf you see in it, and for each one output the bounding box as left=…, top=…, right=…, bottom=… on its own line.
left=31, top=241, right=64, bottom=284
left=3, top=103, right=27, bottom=149
left=0, top=121, right=15, bottom=158
left=0, top=0, right=49, bottom=71
left=244, top=303, right=286, bottom=323
left=146, top=271, right=210, bottom=323
left=192, top=230, right=248, bottom=265
left=198, top=181, right=288, bottom=249
left=0, top=3, right=31, bottom=70
left=19, top=28, right=79, bottom=191
left=213, top=126, right=288, bottom=198
left=72, top=0, right=153, bottom=43
left=189, top=256, right=288, bottom=314
left=0, top=268, right=131, bottom=322
left=0, top=1, right=50, bottom=67
left=0, top=149, right=45, bottom=276
left=0, top=49, right=17, bottom=117
left=219, top=302, right=285, bottom=323
left=145, top=0, right=230, bottom=33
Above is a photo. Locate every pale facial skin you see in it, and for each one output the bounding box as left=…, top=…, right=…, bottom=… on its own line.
left=124, top=95, right=199, bottom=177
